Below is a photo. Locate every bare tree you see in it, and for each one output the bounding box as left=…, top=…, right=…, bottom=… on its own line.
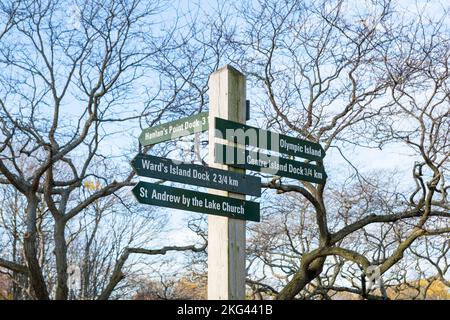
left=1, top=0, right=448, bottom=301
left=225, top=0, right=450, bottom=299
left=0, top=0, right=210, bottom=300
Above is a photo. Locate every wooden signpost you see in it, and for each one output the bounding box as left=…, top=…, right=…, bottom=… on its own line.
left=131, top=65, right=327, bottom=301
left=206, top=66, right=248, bottom=300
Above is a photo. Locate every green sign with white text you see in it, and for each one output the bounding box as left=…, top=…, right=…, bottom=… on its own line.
left=139, top=112, right=209, bottom=146
left=131, top=154, right=261, bottom=197
left=132, top=181, right=260, bottom=222
left=215, top=144, right=327, bottom=184
left=215, top=117, right=325, bottom=161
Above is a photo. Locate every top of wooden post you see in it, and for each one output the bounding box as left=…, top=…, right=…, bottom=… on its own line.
left=213, top=64, right=244, bottom=77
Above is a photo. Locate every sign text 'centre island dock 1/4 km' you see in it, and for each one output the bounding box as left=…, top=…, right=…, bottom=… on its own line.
left=215, top=144, right=327, bottom=184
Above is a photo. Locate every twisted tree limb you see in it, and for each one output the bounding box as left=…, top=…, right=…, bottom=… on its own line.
left=97, top=242, right=207, bottom=300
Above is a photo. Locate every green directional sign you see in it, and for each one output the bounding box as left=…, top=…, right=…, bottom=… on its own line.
left=139, top=112, right=209, bottom=146
left=132, top=181, right=260, bottom=222
left=215, top=144, right=327, bottom=184
left=131, top=154, right=261, bottom=197
left=215, top=117, right=325, bottom=161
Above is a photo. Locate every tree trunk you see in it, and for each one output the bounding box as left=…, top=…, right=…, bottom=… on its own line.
left=97, top=250, right=130, bottom=300
left=54, top=218, right=69, bottom=300
left=12, top=192, right=20, bottom=299
left=23, top=194, right=49, bottom=300
left=276, top=256, right=326, bottom=300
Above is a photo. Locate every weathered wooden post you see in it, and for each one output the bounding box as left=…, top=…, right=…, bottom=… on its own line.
left=207, top=65, right=247, bottom=300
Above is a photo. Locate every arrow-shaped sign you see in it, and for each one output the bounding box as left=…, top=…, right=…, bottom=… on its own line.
left=139, top=112, right=209, bottom=146
left=132, top=181, right=260, bottom=222
left=215, top=117, right=325, bottom=161
left=131, top=154, right=261, bottom=197
left=215, top=144, right=327, bottom=184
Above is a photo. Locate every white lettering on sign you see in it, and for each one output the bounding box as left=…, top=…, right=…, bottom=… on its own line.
left=192, top=169, right=210, bottom=181
left=141, top=159, right=165, bottom=172
left=279, top=139, right=322, bottom=157
left=192, top=196, right=203, bottom=207
left=222, top=202, right=245, bottom=215
left=314, top=169, right=323, bottom=179
left=139, top=187, right=148, bottom=198
left=205, top=198, right=221, bottom=210
left=170, top=164, right=191, bottom=177
left=139, top=157, right=248, bottom=188
left=212, top=173, right=239, bottom=187
left=151, top=189, right=181, bottom=203
left=246, top=154, right=268, bottom=167
left=145, top=128, right=167, bottom=141
left=167, top=118, right=205, bottom=135
left=268, top=160, right=287, bottom=171
left=245, top=152, right=322, bottom=179
left=184, top=118, right=203, bottom=130
left=280, top=138, right=303, bottom=153
left=182, top=194, right=191, bottom=207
